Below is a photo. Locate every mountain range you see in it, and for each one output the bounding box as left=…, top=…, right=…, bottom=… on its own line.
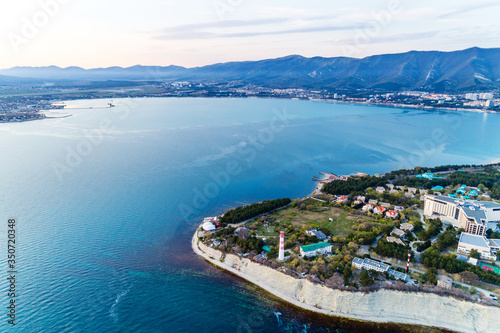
left=1, top=47, right=500, bottom=92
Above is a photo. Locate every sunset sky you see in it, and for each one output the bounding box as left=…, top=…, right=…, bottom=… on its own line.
left=1, top=0, right=499, bottom=69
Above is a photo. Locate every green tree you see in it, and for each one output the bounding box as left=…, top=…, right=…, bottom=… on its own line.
left=343, top=264, right=352, bottom=286
left=470, top=249, right=481, bottom=259
left=425, top=267, right=438, bottom=285
left=360, top=269, right=373, bottom=286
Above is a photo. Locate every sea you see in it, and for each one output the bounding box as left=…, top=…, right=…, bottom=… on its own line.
left=1, top=97, right=499, bottom=332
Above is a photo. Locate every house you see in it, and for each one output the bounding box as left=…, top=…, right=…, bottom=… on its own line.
left=386, top=184, right=394, bottom=190
left=437, top=275, right=453, bottom=290
left=337, top=196, right=348, bottom=204
left=376, top=186, right=386, bottom=194
left=394, top=205, right=404, bottom=211
left=362, top=204, right=374, bottom=212
left=352, top=257, right=408, bottom=281
left=396, top=186, right=405, bottom=191
left=306, top=229, right=327, bottom=240
left=457, top=232, right=500, bottom=260
left=399, top=223, right=414, bottom=232
left=357, top=196, right=366, bottom=203
left=408, top=187, right=417, bottom=194
left=380, top=202, right=391, bottom=208
left=404, top=192, right=414, bottom=198
left=391, top=228, right=406, bottom=238
left=387, top=236, right=405, bottom=246
left=386, top=210, right=399, bottom=219
left=390, top=189, right=399, bottom=194
left=420, top=189, right=429, bottom=195
left=352, top=199, right=363, bottom=206
left=368, top=199, right=378, bottom=205
left=374, top=206, right=386, bottom=215
left=300, top=242, right=332, bottom=257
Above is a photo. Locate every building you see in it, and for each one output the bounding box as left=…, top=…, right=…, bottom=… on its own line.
left=399, top=223, right=415, bottom=232
left=352, top=257, right=408, bottom=281
left=423, top=195, right=500, bottom=235
left=356, top=196, right=366, bottom=203
left=380, top=202, right=391, bottom=208
left=374, top=206, right=386, bottom=215
left=368, top=199, right=378, bottom=205
left=387, top=236, right=404, bottom=245
left=391, top=228, right=406, bottom=238
left=386, top=210, right=399, bottom=219
left=362, top=204, right=374, bottom=212
left=457, top=232, right=500, bottom=260
left=376, top=186, right=386, bottom=194
left=278, top=231, right=285, bottom=261
left=437, top=275, right=453, bottom=290
left=337, top=196, right=348, bottom=204
left=306, top=229, right=327, bottom=240
left=202, top=217, right=217, bottom=231
left=300, top=242, right=332, bottom=257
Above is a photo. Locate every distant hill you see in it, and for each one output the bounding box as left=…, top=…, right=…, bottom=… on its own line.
left=2, top=47, right=500, bottom=92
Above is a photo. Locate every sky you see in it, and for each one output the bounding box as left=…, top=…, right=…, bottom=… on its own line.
left=0, top=0, right=499, bottom=69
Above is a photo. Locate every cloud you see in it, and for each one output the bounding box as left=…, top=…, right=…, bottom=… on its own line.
left=438, top=2, right=500, bottom=19
left=154, top=17, right=361, bottom=40
left=334, top=31, right=441, bottom=45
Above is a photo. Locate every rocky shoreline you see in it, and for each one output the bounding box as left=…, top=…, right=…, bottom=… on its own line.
left=192, top=228, right=500, bottom=333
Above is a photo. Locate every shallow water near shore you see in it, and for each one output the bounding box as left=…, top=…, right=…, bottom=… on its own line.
left=1, top=97, right=499, bottom=332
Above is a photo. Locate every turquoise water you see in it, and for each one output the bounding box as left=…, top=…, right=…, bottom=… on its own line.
left=1, top=97, right=499, bottom=332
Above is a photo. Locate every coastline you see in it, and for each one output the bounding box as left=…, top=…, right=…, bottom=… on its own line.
left=192, top=227, right=500, bottom=333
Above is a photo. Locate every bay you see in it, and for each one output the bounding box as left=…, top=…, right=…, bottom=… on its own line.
left=0, top=97, right=499, bottom=332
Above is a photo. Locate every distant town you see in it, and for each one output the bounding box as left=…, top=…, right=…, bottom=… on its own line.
left=1, top=82, right=499, bottom=122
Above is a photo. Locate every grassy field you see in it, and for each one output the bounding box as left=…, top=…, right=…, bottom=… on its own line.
left=247, top=199, right=383, bottom=238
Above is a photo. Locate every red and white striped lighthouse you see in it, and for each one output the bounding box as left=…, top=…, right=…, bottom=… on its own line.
left=406, top=250, right=411, bottom=273
left=278, top=231, right=285, bottom=261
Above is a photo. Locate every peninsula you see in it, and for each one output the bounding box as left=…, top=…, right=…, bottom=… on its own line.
left=193, top=163, right=500, bottom=332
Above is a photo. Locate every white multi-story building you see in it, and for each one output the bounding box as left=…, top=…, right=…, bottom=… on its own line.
left=423, top=195, right=500, bottom=236
left=352, top=257, right=408, bottom=281
left=457, top=233, right=500, bottom=260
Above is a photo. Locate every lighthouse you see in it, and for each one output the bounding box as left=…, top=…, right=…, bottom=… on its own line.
left=278, top=231, right=285, bottom=261
left=406, top=250, right=411, bottom=273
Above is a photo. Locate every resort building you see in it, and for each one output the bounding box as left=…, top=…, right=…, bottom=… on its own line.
left=352, top=257, right=408, bottom=281
left=300, top=242, right=332, bottom=257
left=457, top=233, right=500, bottom=260
left=423, top=195, right=500, bottom=235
